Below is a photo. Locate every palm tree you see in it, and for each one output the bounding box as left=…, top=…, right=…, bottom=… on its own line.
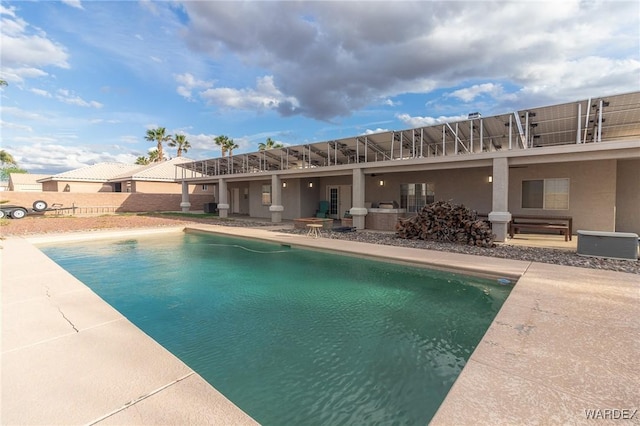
left=135, top=156, right=150, bottom=165
left=148, top=149, right=163, bottom=163
left=214, top=135, right=231, bottom=157
left=169, top=133, right=191, bottom=157
left=0, top=149, right=26, bottom=180
left=0, top=150, right=17, bottom=165
left=258, top=137, right=283, bottom=151
left=224, top=138, right=239, bottom=157
left=145, top=127, right=171, bottom=162
left=0, top=79, right=7, bottom=87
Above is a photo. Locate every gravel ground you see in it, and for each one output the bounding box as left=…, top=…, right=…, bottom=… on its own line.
left=289, top=229, right=640, bottom=275
left=2, top=213, right=638, bottom=275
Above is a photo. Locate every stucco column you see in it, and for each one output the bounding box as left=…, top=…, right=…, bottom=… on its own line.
left=349, top=168, right=367, bottom=229
left=488, top=157, right=512, bottom=242
left=180, top=181, right=191, bottom=212
left=269, top=174, right=284, bottom=223
left=217, top=178, right=229, bottom=218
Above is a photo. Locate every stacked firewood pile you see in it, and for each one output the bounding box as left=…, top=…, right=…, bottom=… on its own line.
left=395, top=201, right=495, bottom=247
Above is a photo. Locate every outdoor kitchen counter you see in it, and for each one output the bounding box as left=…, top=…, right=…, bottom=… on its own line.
left=365, top=208, right=408, bottom=231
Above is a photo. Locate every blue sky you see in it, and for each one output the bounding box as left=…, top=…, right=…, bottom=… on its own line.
left=1, top=0, right=639, bottom=175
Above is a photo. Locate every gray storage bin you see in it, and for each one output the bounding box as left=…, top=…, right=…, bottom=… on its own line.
left=577, top=230, right=639, bottom=260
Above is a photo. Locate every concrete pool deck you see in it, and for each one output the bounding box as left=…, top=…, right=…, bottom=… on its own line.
left=2, top=225, right=638, bottom=424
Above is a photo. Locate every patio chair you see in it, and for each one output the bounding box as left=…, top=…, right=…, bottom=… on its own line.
left=316, top=201, right=330, bottom=218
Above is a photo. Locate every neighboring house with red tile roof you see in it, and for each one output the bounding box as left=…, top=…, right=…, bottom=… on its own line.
left=8, top=173, right=50, bottom=192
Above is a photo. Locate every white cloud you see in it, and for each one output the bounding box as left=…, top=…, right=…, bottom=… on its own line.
left=56, top=89, right=103, bottom=108
left=30, top=88, right=52, bottom=97
left=139, top=0, right=158, bottom=15
left=0, top=4, right=17, bottom=18
left=1, top=106, right=49, bottom=121
left=119, top=135, right=140, bottom=144
left=0, top=120, right=33, bottom=132
left=200, top=75, right=299, bottom=113
left=1, top=67, right=49, bottom=84
left=0, top=12, right=69, bottom=71
left=363, top=128, right=390, bottom=136
left=61, top=0, right=83, bottom=10
left=89, top=118, right=120, bottom=124
left=383, top=99, right=400, bottom=107
left=181, top=1, right=639, bottom=119
left=7, top=141, right=137, bottom=173
left=396, top=113, right=467, bottom=129
left=448, top=84, right=504, bottom=103
left=174, top=72, right=213, bottom=100
left=181, top=132, right=215, bottom=151
left=518, top=57, right=640, bottom=98
left=1, top=14, right=27, bottom=36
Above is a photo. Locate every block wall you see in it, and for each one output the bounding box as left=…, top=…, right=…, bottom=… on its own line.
left=0, top=192, right=215, bottom=213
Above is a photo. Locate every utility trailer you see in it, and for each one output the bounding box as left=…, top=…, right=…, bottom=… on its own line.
left=0, top=200, right=50, bottom=219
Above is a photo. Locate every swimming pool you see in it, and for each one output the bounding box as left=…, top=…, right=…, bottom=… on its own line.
left=41, top=231, right=512, bottom=424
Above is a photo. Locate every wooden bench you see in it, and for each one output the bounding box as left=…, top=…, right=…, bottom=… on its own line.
left=509, top=215, right=573, bottom=242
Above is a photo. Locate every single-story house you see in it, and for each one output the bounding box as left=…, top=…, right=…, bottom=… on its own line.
left=176, top=91, right=640, bottom=241
left=38, top=158, right=214, bottom=195
left=8, top=173, right=50, bottom=192
left=108, top=157, right=213, bottom=195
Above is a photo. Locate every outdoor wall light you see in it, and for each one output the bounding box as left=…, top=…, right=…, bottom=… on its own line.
left=488, top=175, right=493, bottom=183
left=282, top=182, right=287, bottom=188
left=308, top=182, right=313, bottom=188
left=379, top=180, right=385, bottom=186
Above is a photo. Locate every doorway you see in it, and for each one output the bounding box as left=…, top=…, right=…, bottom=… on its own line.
left=327, top=185, right=352, bottom=219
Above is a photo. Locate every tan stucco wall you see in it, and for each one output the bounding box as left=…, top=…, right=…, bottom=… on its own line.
left=281, top=179, right=304, bottom=219
left=246, top=178, right=319, bottom=220
left=248, top=180, right=272, bottom=218
left=223, top=183, right=251, bottom=215
left=257, top=169, right=494, bottom=220
left=125, top=181, right=215, bottom=195
left=361, top=167, right=493, bottom=214
left=42, top=181, right=112, bottom=192
left=361, top=161, right=623, bottom=232
left=191, top=183, right=217, bottom=195
left=508, top=159, right=617, bottom=232
left=231, top=158, right=627, bottom=232
left=40, top=180, right=212, bottom=195
left=9, top=184, right=43, bottom=192
left=615, top=159, right=640, bottom=234
left=133, top=181, right=182, bottom=193
left=40, top=181, right=59, bottom=192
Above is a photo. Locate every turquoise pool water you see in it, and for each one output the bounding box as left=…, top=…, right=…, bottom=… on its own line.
left=41, top=231, right=511, bottom=425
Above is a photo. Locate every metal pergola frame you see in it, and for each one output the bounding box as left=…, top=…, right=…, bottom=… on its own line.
left=178, top=91, right=640, bottom=178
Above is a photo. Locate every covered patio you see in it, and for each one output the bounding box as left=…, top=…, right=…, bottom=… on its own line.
left=175, top=92, right=640, bottom=243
